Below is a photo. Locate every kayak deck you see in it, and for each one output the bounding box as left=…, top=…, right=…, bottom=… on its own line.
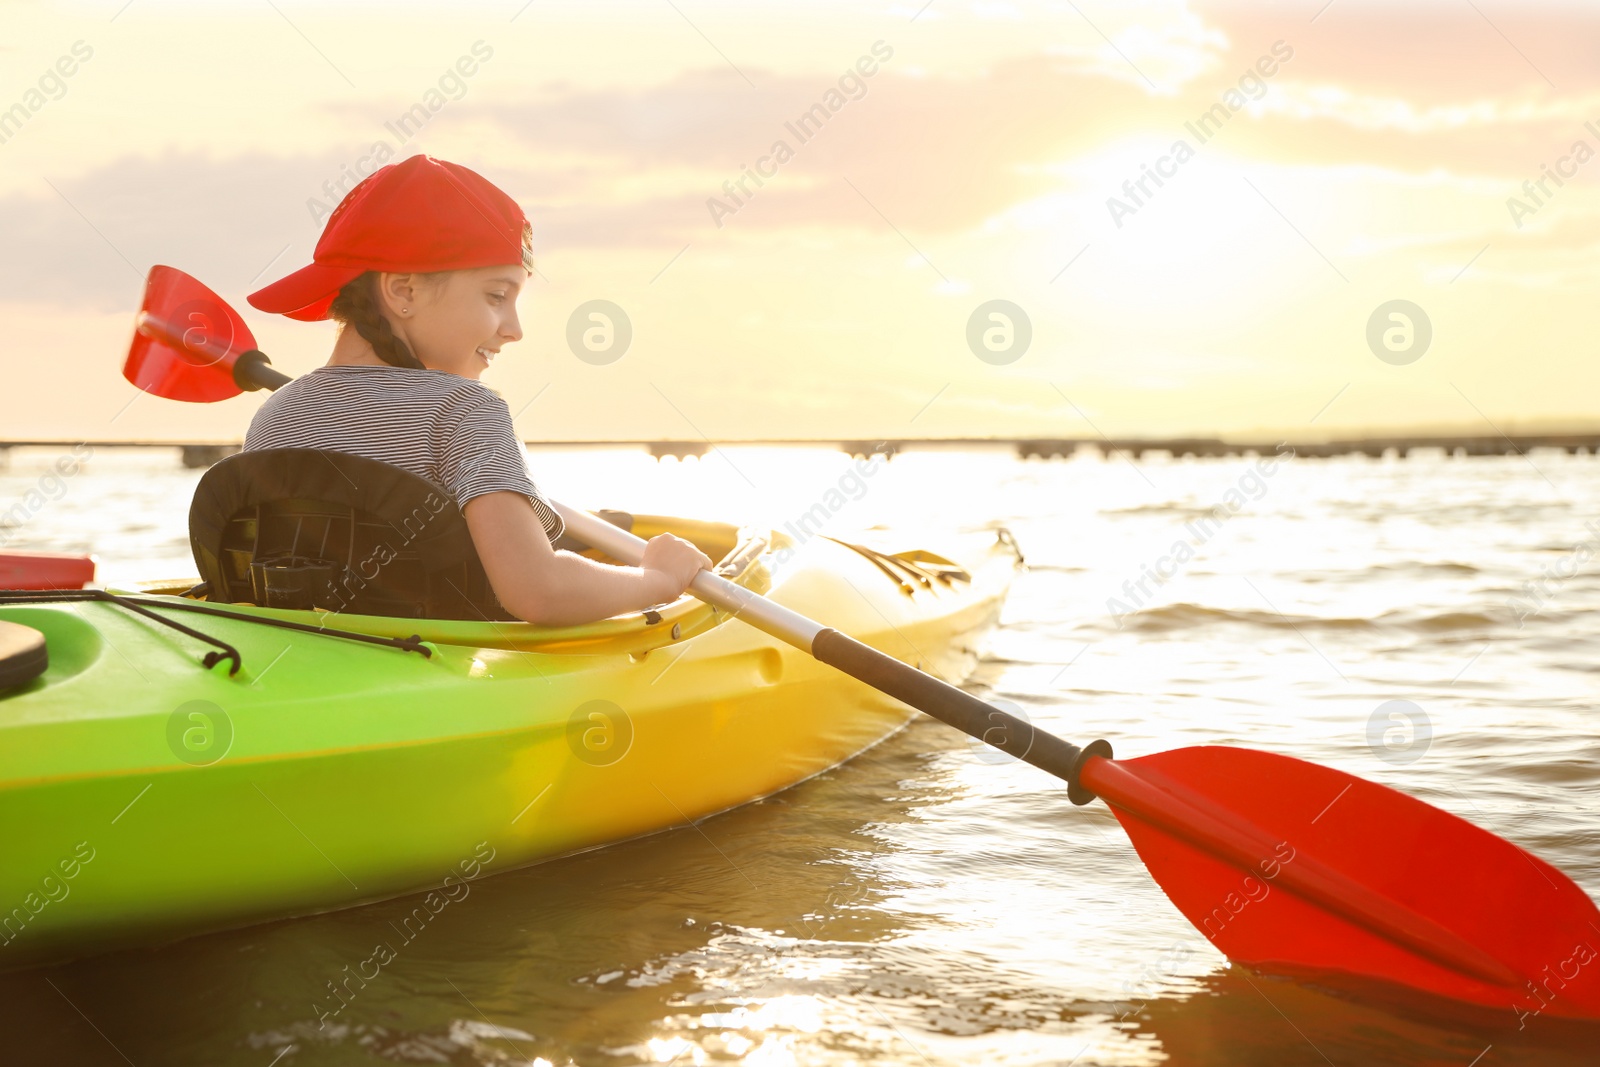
left=0, top=515, right=1021, bottom=971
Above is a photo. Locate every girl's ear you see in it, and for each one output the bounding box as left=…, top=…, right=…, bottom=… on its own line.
left=375, top=272, right=418, bottom=316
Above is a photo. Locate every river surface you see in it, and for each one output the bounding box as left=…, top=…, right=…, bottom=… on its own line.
left=1, top=443, right=1597, bottom=1066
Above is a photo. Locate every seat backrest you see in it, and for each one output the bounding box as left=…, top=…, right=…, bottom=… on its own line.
left=189, top=448, right=513, bottom=621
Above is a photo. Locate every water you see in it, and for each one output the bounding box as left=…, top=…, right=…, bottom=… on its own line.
left=1, top=443, right=1597, bottom=1065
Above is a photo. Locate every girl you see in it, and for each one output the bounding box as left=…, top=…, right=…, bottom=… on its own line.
left=243, top=154, right=711, bottom=625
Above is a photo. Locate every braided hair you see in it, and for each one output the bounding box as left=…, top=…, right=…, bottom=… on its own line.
left=327, top=271, right=437, bottom=370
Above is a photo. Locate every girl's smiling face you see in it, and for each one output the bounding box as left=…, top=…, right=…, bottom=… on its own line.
left=381, top=265, right=527, bottom=379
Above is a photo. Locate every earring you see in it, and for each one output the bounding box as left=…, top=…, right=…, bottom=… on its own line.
left=400, top=308, right=410, bottom=315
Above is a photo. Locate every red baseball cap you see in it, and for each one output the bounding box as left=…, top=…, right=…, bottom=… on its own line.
left=248, top=154, right=534, bottom=322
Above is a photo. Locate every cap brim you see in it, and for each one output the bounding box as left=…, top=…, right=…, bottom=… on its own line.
left=247, top=261, right=367, bottom=322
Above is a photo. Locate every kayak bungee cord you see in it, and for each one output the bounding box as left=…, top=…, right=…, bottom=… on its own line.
left=0, top=589, right=243, bottom=675
left=820, top=536, right=971, bottom=593
left=118, top=594, right=432, bottom=658
left=0, top=589, right=432, bottom=676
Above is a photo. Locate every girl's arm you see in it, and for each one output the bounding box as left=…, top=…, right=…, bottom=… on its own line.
left=463, top=490, right=712, bottom=626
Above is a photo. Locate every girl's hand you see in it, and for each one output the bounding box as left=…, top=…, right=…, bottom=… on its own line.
left=640, top=533, right=714, bottom=602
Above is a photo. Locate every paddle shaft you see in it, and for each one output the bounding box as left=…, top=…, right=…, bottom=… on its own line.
left=554, top=503, right=1111, bottom=802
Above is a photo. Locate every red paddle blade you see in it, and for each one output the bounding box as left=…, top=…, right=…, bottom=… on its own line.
left=123, top=265, right=257, bottom=402
left=1082, top=747, right=1600, bottom=1025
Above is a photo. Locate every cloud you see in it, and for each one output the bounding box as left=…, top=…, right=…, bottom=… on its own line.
left=469, top=56, right=1148, bottom=245
left=11, top=0, right=1600, bottom=315
left=0, top=151, right=347, bottom=312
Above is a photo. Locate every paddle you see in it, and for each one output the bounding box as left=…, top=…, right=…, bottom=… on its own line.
left=121, top=265, right=1600, bottom=1027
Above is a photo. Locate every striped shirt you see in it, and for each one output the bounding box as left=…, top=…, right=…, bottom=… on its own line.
left=242, top=364, right=564, bottom=541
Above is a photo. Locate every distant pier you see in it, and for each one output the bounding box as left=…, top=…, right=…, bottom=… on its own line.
left=1, top=433, right=1596, bottom=468
left=1010, top=434, right=1600, bottom=460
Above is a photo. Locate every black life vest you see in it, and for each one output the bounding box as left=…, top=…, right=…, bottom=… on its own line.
left=189, top=448, right=515, bottom=621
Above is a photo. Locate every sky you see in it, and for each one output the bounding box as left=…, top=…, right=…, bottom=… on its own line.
left=3, top=0, right=1599, bottom=443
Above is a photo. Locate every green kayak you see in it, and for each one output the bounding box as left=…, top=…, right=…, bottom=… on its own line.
left=0, top=511, right=1022, bottom=971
